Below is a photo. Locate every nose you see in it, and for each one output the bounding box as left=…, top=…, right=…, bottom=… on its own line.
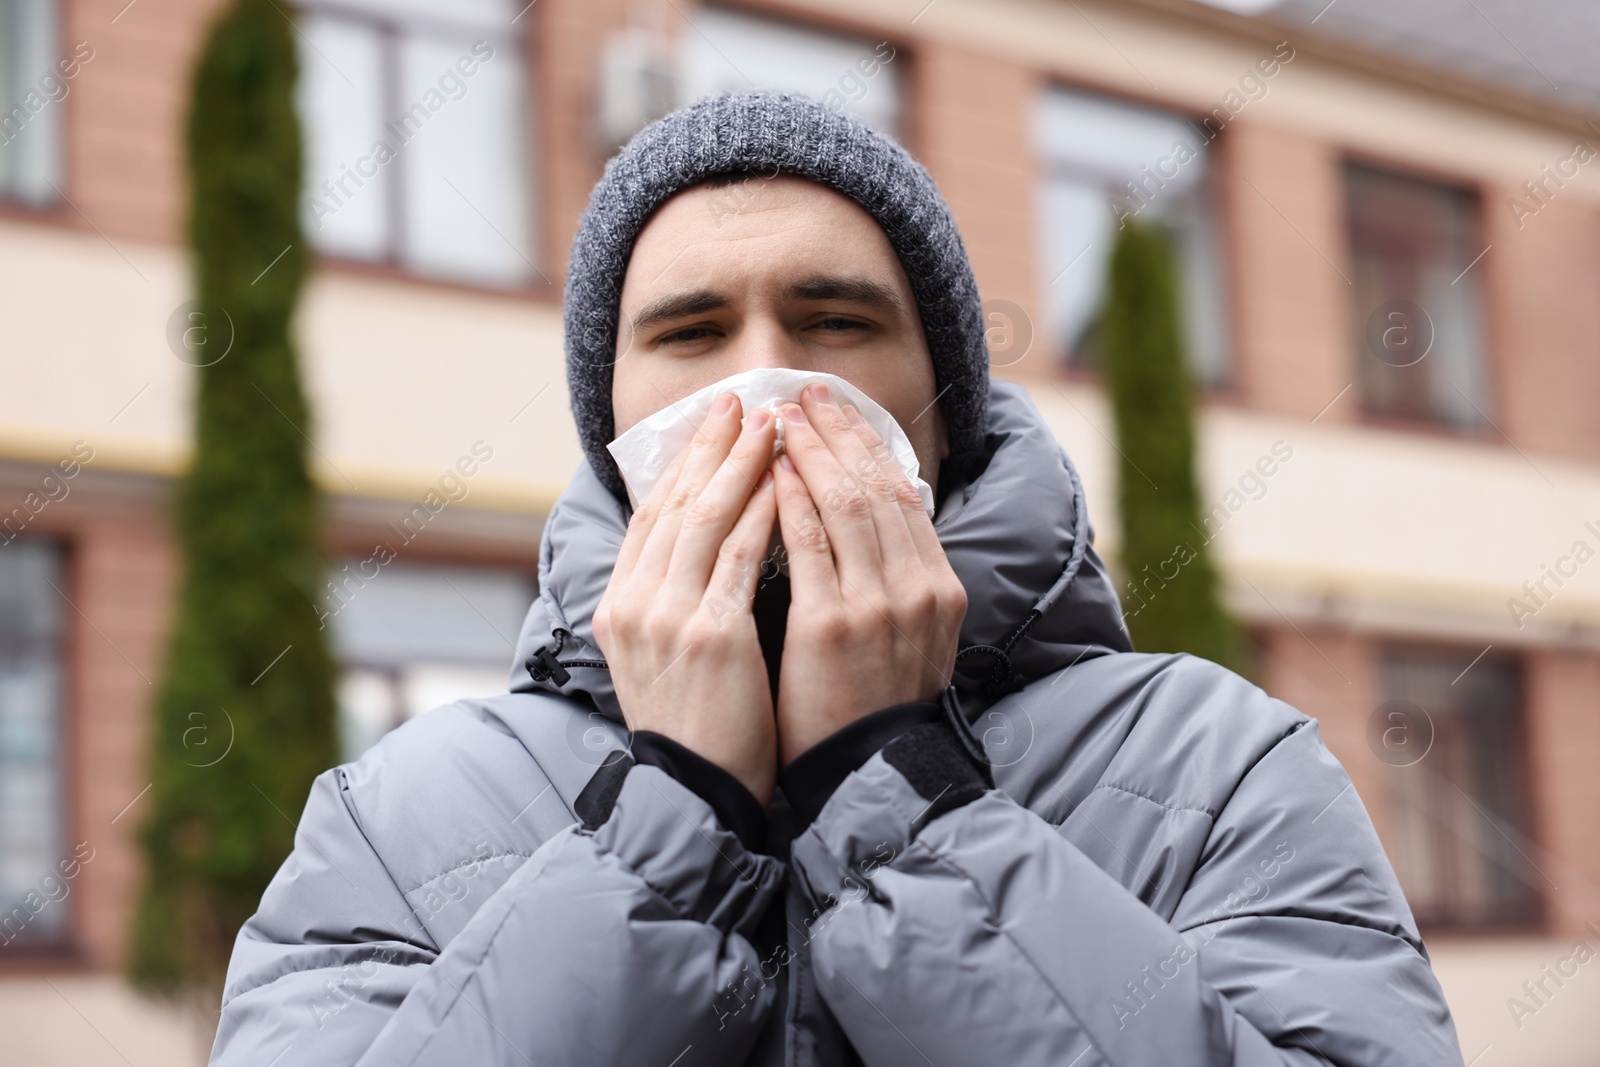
left=727, top=313, right=812, bottom=375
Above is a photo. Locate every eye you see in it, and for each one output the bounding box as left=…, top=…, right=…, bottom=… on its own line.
left=811, top=316, right=869, bottom=333
left=658, top=324, right=719, bottom=345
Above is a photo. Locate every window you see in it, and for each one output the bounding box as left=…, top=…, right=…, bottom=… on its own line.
left=296, top=0, right=534, bottom=287
left=1034, top=87, right=1230, bottom=387
left=0, top=0, right=63, bottom=206
left=680, top=6, right=901, bottom=139
left=1378, top=646, right=1540, bottom=928
left=324, top=558, right=533, bottom=760
left=1346, top=163, right=1489, bottom=428
left=0, top=540, right=68, bottom=948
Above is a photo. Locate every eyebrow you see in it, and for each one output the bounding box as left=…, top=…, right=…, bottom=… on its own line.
left=630, top=289, right=731, bottom=334
left=628, top=274, right=907, bottom=335
left=783, top=275, right=906, bottom=315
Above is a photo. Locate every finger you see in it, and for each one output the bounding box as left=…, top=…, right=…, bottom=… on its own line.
left=701, top=467, right=778, bottom=626
left=838, top=402, right=944, bottom=570
left=779, top=396, right=883, bottom=580
left=797, top=389, right=924, bottom=571
left=631, top=392, right=745, bottom=587
left=772, top=451, right=838, bottom=607
left=666, top=405, right=779, bottom=591
left=613, top=444, right=691, bottom=587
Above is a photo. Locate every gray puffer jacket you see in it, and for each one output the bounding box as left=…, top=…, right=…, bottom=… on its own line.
left=210, top=381, right=1463, bottom=1066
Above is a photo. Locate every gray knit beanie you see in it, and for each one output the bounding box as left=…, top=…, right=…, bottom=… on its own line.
left=564, top=88, right=991, bottom=503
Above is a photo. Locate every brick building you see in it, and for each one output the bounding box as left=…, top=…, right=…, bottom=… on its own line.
left=1, top=0, right=1598, bottom=1061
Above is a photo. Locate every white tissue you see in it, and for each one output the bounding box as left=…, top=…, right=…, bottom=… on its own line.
left=606, top=368, right=936, bottom=516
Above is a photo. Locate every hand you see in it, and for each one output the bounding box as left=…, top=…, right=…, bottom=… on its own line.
left=771, top=383, right=968, bottom=764
left=592, top=394, right=781, bottom=805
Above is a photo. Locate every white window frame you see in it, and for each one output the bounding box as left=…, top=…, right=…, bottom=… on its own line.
left=294, top=0, right=537, bottom=288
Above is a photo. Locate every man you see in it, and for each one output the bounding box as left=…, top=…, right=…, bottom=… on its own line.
left=210, top=90, right=1463, bottom=1066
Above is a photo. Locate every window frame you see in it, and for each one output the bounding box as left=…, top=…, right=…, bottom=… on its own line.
left=291, top=0, right=547, bottom=297
left=0, top=534, right=79, bottom=962
left=1031, top=75, right=1239, bottom=396
left=1340, top=149, right=1500, bottom=440
left=681, top=2, right=911, bottom=145
left=318, top=539, right=537, bottom=761
left=1372, top=639, right=1545, bottom=935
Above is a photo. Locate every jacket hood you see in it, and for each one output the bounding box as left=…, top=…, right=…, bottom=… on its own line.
left=510, top=379, right=1132, bottom=721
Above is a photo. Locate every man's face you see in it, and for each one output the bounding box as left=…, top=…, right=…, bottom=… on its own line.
left=611, top=175, right=947, bottom=503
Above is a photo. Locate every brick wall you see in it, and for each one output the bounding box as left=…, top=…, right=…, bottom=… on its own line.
left=1219, top=120, right=1354, bottom=422
left=69, top=496, right=175, bottom=968
left=1483, top=191, right=1600, bottom=465
left=0, top=477, right=179, bottom=972
left=67, top=0, right=227, bottom=245
left=537, top=0, right=627, bottom=275
left=910, top=40, right=1043, bottom=382
left=1523, top=649, right=1600, bottom=939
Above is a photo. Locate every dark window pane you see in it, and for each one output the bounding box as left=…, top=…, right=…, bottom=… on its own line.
left=1379, top=646, right=1540, bottom=929
left=1347, top=163, right=1490, bottom=428
left=0, top=539, right=68, bottom=947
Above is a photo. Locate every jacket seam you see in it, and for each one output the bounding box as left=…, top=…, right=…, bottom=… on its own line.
left=517, top=724, right=581, bottom=823
left=1178, top=904, right=1428, bottom=954
left=1093, top=781, right=1218, bottom=818
left=216, top=941, right=434, bottom=1011
left=399, top=847, right=558, bottom=1067
left=400, top=851, right=539, bottom=897
left=333, top=767, right=500, bottom=952
left=215, top=772, right=434, bottom=1010
left=1203, top=716, right=1312, bottom=828
left=1181, top=716, right=1318, bottom=882
left=333, top=768, right=407, bottom=899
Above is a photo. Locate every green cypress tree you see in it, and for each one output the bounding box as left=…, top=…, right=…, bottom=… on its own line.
left=129, top=0, right=336, bottom=994
left=1100, top=220, right=1241, bottom=671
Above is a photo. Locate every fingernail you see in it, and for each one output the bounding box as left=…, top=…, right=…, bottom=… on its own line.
left=808, top=383, right=833, bottom=403
left=842, top=404, right=863, bottom=425
left=777, top=453, right=796, bottom=472
left=782, top=403, right=806, bottom=424
left=712, top=392, right=735, bottom=415
left=748, top=408, right=770, bottom=430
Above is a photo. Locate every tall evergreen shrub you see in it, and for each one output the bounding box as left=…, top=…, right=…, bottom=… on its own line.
left=1101, top=220, right=1241, bottom=670
left=130, top=0, right=337, bottom=993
